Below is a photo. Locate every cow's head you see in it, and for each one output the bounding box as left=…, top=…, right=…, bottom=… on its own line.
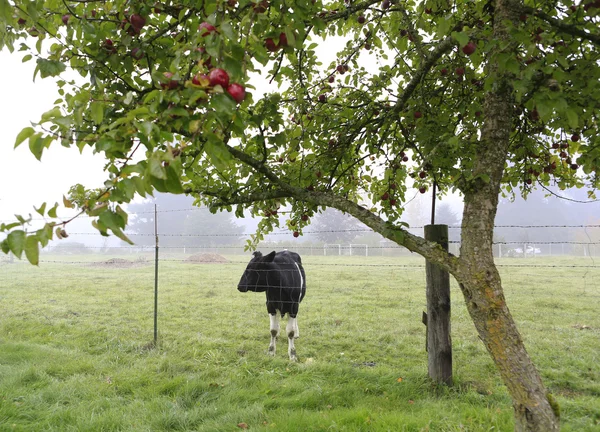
left=237, top=251, right=276, bottom=292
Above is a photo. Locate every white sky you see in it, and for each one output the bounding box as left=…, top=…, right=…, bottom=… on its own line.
left=0, top=50, right=108, bottom=223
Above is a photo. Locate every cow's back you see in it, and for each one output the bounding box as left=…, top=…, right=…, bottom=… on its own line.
left=266, top=251, right=305, bottom=317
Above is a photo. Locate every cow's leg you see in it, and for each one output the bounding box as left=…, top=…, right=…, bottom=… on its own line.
left=294, top=319, right=300, bottom=339
left=268, top=313, right=279, bottom=356
left=286, top=316, right=297, bottom=361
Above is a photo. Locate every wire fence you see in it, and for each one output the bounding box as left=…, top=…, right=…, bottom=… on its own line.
left=2, top=211, right=600, bottom=349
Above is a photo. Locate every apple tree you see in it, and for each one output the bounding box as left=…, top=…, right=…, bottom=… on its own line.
left=2, top=0, right=600, bottom=429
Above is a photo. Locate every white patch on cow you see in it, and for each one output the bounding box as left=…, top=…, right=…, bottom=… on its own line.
left=294, top=262, right=304, bottom=302
left=287, top=316, right=297, bottom=361
left=268, top=313, right=280, bottom=356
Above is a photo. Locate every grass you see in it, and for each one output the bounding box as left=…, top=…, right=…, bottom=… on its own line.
left=0, top=254, right=599, bottom=431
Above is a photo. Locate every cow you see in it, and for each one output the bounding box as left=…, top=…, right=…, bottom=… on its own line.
left=237, top=250, right=307, bottom=361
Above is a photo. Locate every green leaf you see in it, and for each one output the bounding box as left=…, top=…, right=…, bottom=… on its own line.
left=149, top=157, right=167, bottom=179
left=47, top=203, right=58, bottom=218
left=112, top=228, right=134, bottom=245
left=165, top=165, right=184, bottom=194
left=99, top=210, right=126, bottom=232
left=15, top=127, right=35, bottom=148
left=205, top=134, right=232, bottom=172
left=566, top=109, right=578, bottom=129
left=220, top=21, right=235, bottom=40
left=34, top=202, right=47, bottom=216
left=22, top=54, right=32, bottom=63
left=0, top=0, right=11, bottom=23
left=90, top=101, right=104, bottom=125
left=40, top=107, right=62, bottom=123
left=36, top=58, right=66, bottom=78
left=0, top=239, right=9, bottom=254
left=89, top=202, right=108, bottom=216
left=28, top=133, right=44, bottom=160
left=451, top=32, right=469, bottom=47
left=536, top=101, right=552, bottom=122
left=24, top=235, right=39, bottom=265
left=7, top=230, right=26, bottom=258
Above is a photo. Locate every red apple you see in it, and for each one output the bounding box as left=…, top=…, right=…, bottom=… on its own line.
left=301, top=214, right=309, bottom=221
left=227, top=83, right=246, bottom=103
left=441, top=68, right=448, bottom=75
left=161, top=72, right=179, bottom=90
left=61, top=14, right=70, bottom=25
left=293, top=231, right=300, bottom=238
left=551, top=142, right=560, bottom=149
left=381, top=192, right=389, bottom=200
left=208, top=68, right=230, bottom=88
left=419, top=171, right=426, bottom=179
left=419, top=187, right=427, bottom=194
left=530, top=109, right=540, bottom=121
left=328, top=75, right=335, bottom=83
left=318, top=94, right=327, bottom=102
left=456, top=67, right=465, bottom=76
left=265, top=38, right=278, bottom=52
left=336, top=64, right=346, bottom=74
left=390, top=199, right=397, bottom=205
left=199, top=21, right=216, bottom=36
left=382, top=0, right=390, bottom=9
left=130, top=14, right=146, bottom=31
left=570, top=163, right=579, bottom=170
left=560, top=151, right=568, bottom=158
left=571, top=134, right=580, bottom=142
left=358, top=15, right=366, bottom=24
left=265, top=33, right=287, bottom=52
left=103, top=38, right=117, bottom=53
left=462, top=41, right=476, bottom=56
left=425, top=8, right=432, bottom=14
left=17, top=18, right=26, bottom=25
left=414, top=111, right=422, bottom=119
left=400, top=29, right=408, bottom=37
left=402, top=156, right=409, bottom=162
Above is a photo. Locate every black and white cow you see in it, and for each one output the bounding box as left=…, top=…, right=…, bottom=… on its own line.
left=237, top=250, right=306, bottom=361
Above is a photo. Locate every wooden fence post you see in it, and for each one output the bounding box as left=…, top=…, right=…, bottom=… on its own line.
left=424, top=224, right=452, bottom=385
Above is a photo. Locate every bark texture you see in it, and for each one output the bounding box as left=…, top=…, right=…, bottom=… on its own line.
left=457, top=0, right=559, bottom=430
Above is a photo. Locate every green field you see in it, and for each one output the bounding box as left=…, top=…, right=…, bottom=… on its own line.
left=1, top=255, right=599, bottom=431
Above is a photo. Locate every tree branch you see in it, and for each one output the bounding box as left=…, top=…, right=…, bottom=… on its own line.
left=525, top=7, right=600, bottom=47
left=392, top=36, right=455, bottom=115
left=198, top=142, right=462, bottom=274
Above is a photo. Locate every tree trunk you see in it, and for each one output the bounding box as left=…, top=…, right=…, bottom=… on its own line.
left=456, top=1, right=560, bottom=428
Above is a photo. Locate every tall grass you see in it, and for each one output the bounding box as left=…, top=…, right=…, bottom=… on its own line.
left=0, top=254, right=598, bottom=431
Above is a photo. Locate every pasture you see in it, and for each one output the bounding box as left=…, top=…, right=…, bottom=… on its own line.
left=0, top=254, right=599, bottom=431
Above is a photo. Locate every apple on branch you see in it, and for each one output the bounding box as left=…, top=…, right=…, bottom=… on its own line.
left=199, top=22, right=217, bottom=36
left=208, top=68, right=230, bottom=88
left=227, top=83, right=246, bottom=104
left=161, top=72, right=179, bottom=90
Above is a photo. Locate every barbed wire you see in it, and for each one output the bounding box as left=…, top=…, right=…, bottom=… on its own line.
left=40, top=241, right=600, bottom=248
left=17, top=259, right=600, bottom=269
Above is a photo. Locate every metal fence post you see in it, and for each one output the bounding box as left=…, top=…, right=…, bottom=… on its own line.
left=154, top=204, right=159, bottom=346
